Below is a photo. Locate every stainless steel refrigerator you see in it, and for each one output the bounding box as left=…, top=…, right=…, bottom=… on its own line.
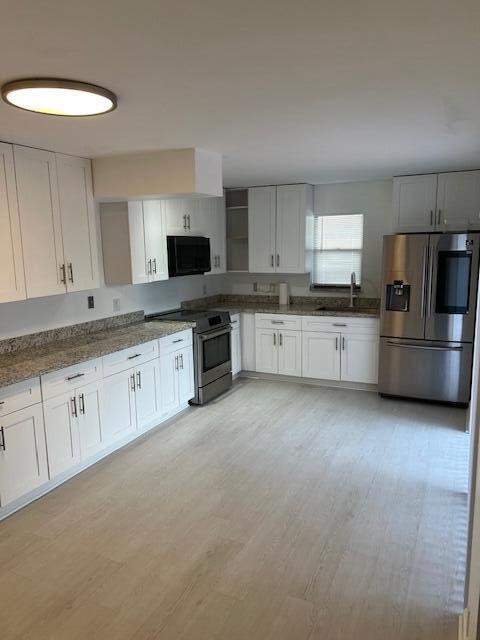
left=378, top=232, right=480, bottom=405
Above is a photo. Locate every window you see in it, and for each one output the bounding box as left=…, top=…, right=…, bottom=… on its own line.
left=312, top=214, right=364, bottom=287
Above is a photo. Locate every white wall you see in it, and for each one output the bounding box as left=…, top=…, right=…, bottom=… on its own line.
left=225, top=179, right=393, bottom=299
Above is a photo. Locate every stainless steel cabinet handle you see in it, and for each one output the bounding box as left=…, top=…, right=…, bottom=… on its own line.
left=273, top=333, right=276, bottom=346
left=172, top=338, right=184, bottom=344
left=60, top=264, right=67, bottom=285
left=276, top=254, right=280, bottom=267
left=271, top=320, right=284, bottom=325
left=153, top=258, right=157, bottom=274
left=66, top=372, right=85, bottom=381
left=187, top=214, right=191, bottom=230
left=71, top=396, right=78, bottom=418
left=430, top=210, right=433, bottom=226
left=0, top=426, right=5, bottom=451
left=180, top=354, right=184, bottom=369
left=271, top=255, right=274, bottom=267
left=386, top=341, right=463, bottom=352
left=335, top=337, right=338, bottom=350
left=342, top=337, right=345, bottom=350
left=67, top=262, right=74, bottom=283
left=279, top=333, right=283, bottom=346
left=175, top=355, right=179, bottom=370
left=437, top=209, right=441, bottom=226
left=79, top=393, right=85, bottom=415
left=147, top=259, right=152, bottom=275
left=183, top=214, right=187, bottom=230
left=332, top=323, right=347, bottom=327
left=127, top=353, right=142, bottom=360
left=130, top=373, right=136, bottom=391
left=136, top=371, right=141, bottom=389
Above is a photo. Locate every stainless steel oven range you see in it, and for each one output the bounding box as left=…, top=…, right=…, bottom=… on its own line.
left=146, top=308, right=232, bottom=405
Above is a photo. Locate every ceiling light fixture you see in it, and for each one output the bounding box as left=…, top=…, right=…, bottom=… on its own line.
left=1, top=78, right=117, bottom=116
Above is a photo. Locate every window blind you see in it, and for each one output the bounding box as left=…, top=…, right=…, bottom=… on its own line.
left=312, top=214, right=364, bottom=286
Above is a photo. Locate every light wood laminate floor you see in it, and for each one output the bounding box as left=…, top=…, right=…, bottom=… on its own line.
left=0, top=379, right=469, bottom=640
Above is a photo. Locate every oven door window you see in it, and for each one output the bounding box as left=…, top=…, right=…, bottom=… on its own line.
left=435, top=251, right=472, bottom=314
left=202, top=333, right=231, bottom=372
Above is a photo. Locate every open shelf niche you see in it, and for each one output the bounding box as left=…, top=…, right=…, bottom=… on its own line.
left=225, top=188, right=248, bottom=272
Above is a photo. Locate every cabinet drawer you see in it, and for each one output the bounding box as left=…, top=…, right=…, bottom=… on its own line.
left=159, top=329, right=193, bottom=355
left=301, top=316, right=379, bottom=335
left=255, top=314, right=302, bottom=331
left=103, top=340, right=159, bottom=378
left=0, top=378, right=41, bottom=416
left=41, top=358, right=102, bottom=400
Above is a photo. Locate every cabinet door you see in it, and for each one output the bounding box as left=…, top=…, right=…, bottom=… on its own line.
left=231, top=326, right=242, bottom=376
left=302, top=331, right=340, bottom=380
left=77, top=381, right=105, bottom=459
left=160, top=351, right=179, bottom=414
left=278, top=330, right=302, bottom=377
left=202, top=197, right=225, bottom=274
left=165, top=198, right=197, bottom=235
left=248, top=187, right=276, bottom=272
left=393, top=174, right=437, bottom=233
left=215, top=196, right=226, bottom=273
left=178, top=346, right=194, bottom=404
left=127, top=201, right=149, bottom=284
left=143, top=200, right=169, bottom=281
left=135, top=359, right=162, bottom=431
left=56, top=154, right=99, bottom=292
left=341, top=333, right=379, bottom=384
left=43, top=392, right=81, bottom=479
left=241, top=313, right=256, bottom=371
left=102, top=369, right=137, bottom=444
left=436, top=171, right=480, bottom=231
left=275, top=184, right=306, bottom=273
left=0, top=143, right=26, bottom=302
left=14, top=145, right=65, bottom=298
left=0, top=404, right=48, bottom=506
left=255, top=328, right=278, bottom=374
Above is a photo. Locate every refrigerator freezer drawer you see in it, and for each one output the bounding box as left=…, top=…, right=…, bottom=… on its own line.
left=378, top=337, right=473, bottom=404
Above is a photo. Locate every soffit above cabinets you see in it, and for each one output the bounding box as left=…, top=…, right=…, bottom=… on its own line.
left=92, top=148, right=222, bottom=201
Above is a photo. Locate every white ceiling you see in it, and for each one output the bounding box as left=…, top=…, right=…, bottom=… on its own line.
left=1, top=0, right=480, bottom=187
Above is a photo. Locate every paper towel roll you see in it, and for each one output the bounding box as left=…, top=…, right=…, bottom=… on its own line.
left=279, top=282, right=289, bottom=306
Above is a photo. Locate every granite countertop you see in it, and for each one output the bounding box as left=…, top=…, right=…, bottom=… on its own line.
left=198, top=303, right=380, bottom=318
left=0, top=320, right=194, bottom=388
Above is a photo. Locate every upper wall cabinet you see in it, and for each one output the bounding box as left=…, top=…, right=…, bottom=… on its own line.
left=100, top=200, right=169, bottom=285
left=55, top=154, right=99, bottom=292
left=393, top=171, right=480, bottom=233
left=201, top=196, right=226, bottom=274
left=13, top=145, right=99, bottom=299
left=0, top=143, right=26, bottom=303
left=248, top=184, right=313, bottom=274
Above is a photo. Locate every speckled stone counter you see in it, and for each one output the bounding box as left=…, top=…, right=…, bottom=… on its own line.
left=0, top=319, right=194, bottom=388
left=182, top=294, right=380, bottom=318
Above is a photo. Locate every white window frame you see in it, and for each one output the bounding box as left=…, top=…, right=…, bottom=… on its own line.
left=311, top=213, right=364, bottom=289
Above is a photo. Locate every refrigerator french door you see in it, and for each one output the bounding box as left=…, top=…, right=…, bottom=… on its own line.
left=379, top=232, right=480, bottom=404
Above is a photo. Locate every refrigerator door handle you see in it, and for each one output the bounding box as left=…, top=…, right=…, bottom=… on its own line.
left=420, top=244, right=428, bottom=318
left=386, top=341, right=463, bottom=352
left=426, top=244, right=435, bottom=317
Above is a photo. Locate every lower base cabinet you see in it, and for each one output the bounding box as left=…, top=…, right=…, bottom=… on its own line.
left=302, top=331, right=341, bottom=381
left=255, top=328, right=302, bottom=376
left=160, top=346, right=194, bottom=414
left=340, top=333, right=379, bottom=384
left=0, top=403, right=49, bottom=506
left=231, top=314, right=242, bottom=376
left=134, top=358, right=162, bottom=431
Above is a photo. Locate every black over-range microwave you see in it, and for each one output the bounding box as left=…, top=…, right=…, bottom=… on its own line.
left=167, top=236, right=211, bottom=277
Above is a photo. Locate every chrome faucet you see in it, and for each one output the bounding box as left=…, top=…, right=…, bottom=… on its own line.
left=350, top=272, right=358, bottom=308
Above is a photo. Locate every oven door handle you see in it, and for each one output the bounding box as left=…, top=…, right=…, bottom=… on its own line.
left=198, top=326, right=232, bottom=341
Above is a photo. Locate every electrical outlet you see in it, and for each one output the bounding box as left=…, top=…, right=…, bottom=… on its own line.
left=113, top=298, right=121, bottom=312
left=87, top=295, right=94, bottom=309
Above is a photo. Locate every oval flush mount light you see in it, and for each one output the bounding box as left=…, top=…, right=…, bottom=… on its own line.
left=1, top=78, right=117, bottom=116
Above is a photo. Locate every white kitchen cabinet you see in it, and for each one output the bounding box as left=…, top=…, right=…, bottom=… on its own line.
left=436, top=171, right=480, bottom=230
left=165, top=198, right=202, bottom=235
left=248, top=184, right=313, bottom=274
left=231, top=314, right=242, bottom=376
left=134, top=358, right=162, bottom=431
left=43, top=391, right=81, bottom=479
left=0, top=142, right=26, bottom=303
left=77, top=381, right=105, bottom=459
left=177, top=346, right=194, bottom=404
left=102, top=368, right=137, bottom=444
left=255, top=326, right=301, bottom=376
left=159, top=341, right=194, bottom=414
left=0, top=403, right=48, bottom=507
left=240, top=313, right=256, bottom=371
left=302, top=331, right=341, bottom=381
left=340, top=333, right=378, bottom=384
left=393, top=174, right=438, bottom=233
left=101, top=200, right=168, bottom=285
left=160, top=351, right=180, bottom=415
left=203, top=196, right=226, bottom=274
left=248, top=186, right=277, bottom=272
left=55, top=154, right=99, bottom=292
left=14, top=145, right=65, bottom=298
